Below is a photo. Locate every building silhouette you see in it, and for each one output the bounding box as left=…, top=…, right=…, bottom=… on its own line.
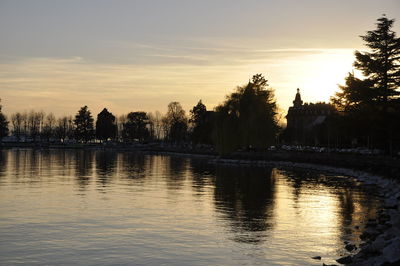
left=285, top=88, right=336, bottom=145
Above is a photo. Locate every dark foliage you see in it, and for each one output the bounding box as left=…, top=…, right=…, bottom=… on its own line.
left=214, top=74, right=279, bottom=153
left=74, top=106, right=94, bottom=143
left=354, top=16, right=400, bottom=102
left=0, top=100, right=9, bottom=140
left=164, top=102, right=188, bottom=143
left=189, top=100, right=214, bottom=145
left=122, top=112, right=150, bottom=142
left=96, top=108, right=117, bottom=142
left=331, top=16, right=400, bottom=152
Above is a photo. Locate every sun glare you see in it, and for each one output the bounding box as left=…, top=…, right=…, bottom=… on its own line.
left=296, top=50, right=355, bottom=103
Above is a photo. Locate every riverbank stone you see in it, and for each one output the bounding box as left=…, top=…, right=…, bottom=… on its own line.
left=345, top=244, right=356, bottom=251
left=336, top=255, right=352, bottom=264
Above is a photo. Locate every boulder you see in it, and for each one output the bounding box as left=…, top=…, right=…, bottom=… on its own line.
left=336, top=255, right=352, bottom=264
left=345, top=244, right=356, bottom=251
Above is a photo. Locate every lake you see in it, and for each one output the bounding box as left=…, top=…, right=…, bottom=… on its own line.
left=0, top=149, right=380, bottom=265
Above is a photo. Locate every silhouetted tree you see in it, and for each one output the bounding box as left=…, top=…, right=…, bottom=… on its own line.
left=42, top=113, right=56, bottom=142
left=122, top=112, right=150, bottom=142
left=55, top=116, right=75, bottom=142
left=214, top=74, right=279, bottom=153
left=74, top=106, right=94, bottom=143
left=354, top=15, right=400, bottom=102
left=190, top=100, right=213, bottom=145
left=96, top=108, right=117, bottom=142
left=11, top=112, right=23, bottom=141
left=148, top=111, right=163, bottom=140
left=0, top=100, right=9, bottom=141
left=21, top=112, right=28, bottom=140
left=331, top=73, right=376, bottom=112
left=331, top=16, right=400, bottom=152
left=27, top=111, right=43, bottom=142
left=55, top=116, right=68, bottom=142
left=161, top=115, right=170, bottom=141
left=116, top=114, right=127, bottom=142
left=164, top=102, right=188, bottom=143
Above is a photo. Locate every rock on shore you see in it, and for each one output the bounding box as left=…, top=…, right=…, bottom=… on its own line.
left=345, top=177, right=400, bottom=265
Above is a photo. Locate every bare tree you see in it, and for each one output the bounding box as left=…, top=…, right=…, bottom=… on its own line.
left=67, top=116, right=74, bottom=140
left=22, top=112, right=28, bottom=140
left=28, top=111, right=43, bottom=141
left=164, top=102, right=188, bottom=143
left=161, top=115, right=170, bottom=142
left=116, top=114, right=127, bottom=142
left=55, top=116, right=68, bottom=142
left=11, top=112, right=23, bottom=141
left=147, top=112, right=155, bottom=140
left=38, top=111, right=45, bottom=139
left=42, top=113, right=56, bottom=142
left=152, top=111, right=163, bottom=140
left=55, top=115, right=75, bottom=142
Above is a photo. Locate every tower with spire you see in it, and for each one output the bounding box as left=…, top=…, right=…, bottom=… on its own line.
left=284, top=88, right=335, bottom=145
left=293, top=88, right=303, bottom=107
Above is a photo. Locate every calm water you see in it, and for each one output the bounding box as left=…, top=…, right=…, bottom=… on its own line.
left=0, top=149, right=380, bottom=265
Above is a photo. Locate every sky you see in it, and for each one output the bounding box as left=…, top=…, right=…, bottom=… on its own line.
left=0, top=0, right=399, bottom=120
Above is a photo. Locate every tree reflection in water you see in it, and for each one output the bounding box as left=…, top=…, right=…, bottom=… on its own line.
left=0, top=150, right=7, bottom=181
left=213, top=165, right=276, bottom=244
left=74, top=150, right=93, bottom=189
left=95, top=151, right=117, bottom=186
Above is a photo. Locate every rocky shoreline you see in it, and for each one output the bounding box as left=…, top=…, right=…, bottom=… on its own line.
left=210, top=158, right=400, bottom=266
left=339, top=174, right=400, bottom=265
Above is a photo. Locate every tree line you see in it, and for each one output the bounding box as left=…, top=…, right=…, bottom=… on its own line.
left=0, top=73, right=279, bottom=154
left=0, top=103, right=187, bottom=144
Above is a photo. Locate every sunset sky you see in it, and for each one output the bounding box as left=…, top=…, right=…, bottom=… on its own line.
left=0, top=0, right=399, bottom=119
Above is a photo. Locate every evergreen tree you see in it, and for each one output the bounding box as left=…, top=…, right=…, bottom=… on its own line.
left=74, top=106, right=94, bottom=143
left=331, top=16, right=400, bottom=151
left=354, top=15, right=400, bottom=102
left=331, top=73, right=375, bottom=112
left=96, top=108, right=117, bottom=142
left=189, top=100, right=213, bottom=145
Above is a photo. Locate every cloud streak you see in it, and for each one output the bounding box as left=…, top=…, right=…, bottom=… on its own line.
left=0, top=46, right=355, bottom=117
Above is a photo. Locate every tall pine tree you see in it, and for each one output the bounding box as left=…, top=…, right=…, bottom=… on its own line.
left=354, top=15, right=400, bottom=102
left=74, top=106, right=94, bottom=143
left=331, top=16, right=400, bottom=152
left=96, top=108, right=117, bottom=142
left=190, top=100, right=213, bottom=145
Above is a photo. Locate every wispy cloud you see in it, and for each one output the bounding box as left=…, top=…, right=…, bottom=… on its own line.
left=0, top=46, right=356, bottom=117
